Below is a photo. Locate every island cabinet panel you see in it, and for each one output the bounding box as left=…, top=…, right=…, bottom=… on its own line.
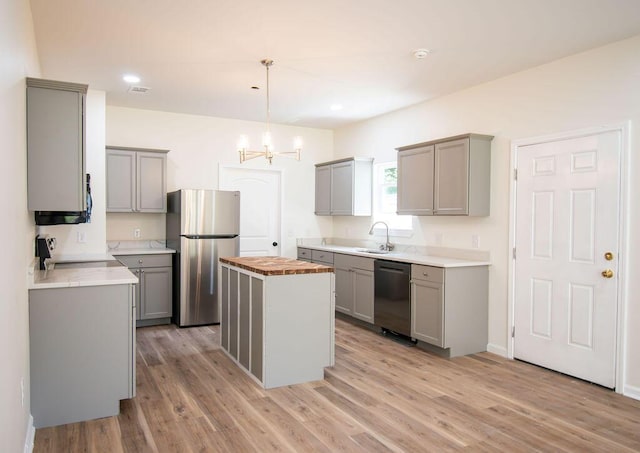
left=219, top=260, right=334, bottom=389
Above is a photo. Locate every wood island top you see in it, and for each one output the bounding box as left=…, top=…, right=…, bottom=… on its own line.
left=219, top=256, right=333, bottom=276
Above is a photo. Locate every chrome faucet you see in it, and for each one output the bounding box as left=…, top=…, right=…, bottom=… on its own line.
left=368, top=221, right=394, bottom=251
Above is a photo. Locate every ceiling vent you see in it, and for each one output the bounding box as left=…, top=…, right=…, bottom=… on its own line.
left=127, top=85, right=151, bottom=94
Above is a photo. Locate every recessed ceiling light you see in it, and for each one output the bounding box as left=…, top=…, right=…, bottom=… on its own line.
left=412, top=48, right=432, bottom=59
left=330, top=104, right=343, bottom=111
left=123, top=74, right=141, bottom=84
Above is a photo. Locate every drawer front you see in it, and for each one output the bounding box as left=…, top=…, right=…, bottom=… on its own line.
left=311, top=250, right=334, bottom=265
left=334, top=253, right=374, bottom=271
left=411, top=264, right=444, bottom=283
left=116, top=253, right=172, bottom=269
left=297, top=247, right=311, bottom=260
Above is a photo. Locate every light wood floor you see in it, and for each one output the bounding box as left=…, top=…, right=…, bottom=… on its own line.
left=34, top=318, right=640, bottom=452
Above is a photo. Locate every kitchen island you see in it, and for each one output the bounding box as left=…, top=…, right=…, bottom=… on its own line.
left=219, top=256, right=334, bottom=389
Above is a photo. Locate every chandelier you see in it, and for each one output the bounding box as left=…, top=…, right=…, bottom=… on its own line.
left=238, top=59, right=302, bottom=165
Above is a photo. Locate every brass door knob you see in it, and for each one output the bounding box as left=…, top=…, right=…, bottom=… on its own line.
left=601, top=269, right=614, bottom=278
left=604, top=252, right=614, bottom=261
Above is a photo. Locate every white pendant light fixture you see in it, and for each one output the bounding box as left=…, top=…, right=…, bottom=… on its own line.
left=238, top=59, right=302, bottom=164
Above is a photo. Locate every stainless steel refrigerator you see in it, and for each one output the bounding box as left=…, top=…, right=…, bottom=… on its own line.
left=166, top=189, right=240, bottom=327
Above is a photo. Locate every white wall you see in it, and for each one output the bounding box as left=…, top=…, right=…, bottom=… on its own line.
left=0, top=0, right=40, bottom=451
left=333, top=35, right=640, bottom=395
left=105, top=107, right=334, bottom=257
left=38, top=90, right=107, bottom=257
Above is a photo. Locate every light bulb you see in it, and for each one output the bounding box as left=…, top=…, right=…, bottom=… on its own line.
left=237, top=135, right=249, bottom=151
left=293, top=136, right=303, bottom=150
left=262, top=131, right=273, bottom=150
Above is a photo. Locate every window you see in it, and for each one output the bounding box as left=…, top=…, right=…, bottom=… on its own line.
left=372, top=161, right=413, bottom=236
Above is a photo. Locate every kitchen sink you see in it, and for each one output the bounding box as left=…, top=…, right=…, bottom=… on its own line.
left=355, top=248, right=389, bottom=255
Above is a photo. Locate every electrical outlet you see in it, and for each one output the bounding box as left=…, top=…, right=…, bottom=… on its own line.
left=471, top=234, right=479, bottom=249
left=77, top=232, right=86, bottom=243
left=134, top=228, right=141, bottom=238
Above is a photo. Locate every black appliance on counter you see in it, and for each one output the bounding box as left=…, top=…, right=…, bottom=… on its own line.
left=35, top=235, right=55, bottom=270
left=34, top=174, right=92, bottom=225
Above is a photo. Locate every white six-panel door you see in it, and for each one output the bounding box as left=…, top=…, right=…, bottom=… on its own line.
left=514, top=130, right=620, bottom=388
left=219, top=167, right=282, bottom=257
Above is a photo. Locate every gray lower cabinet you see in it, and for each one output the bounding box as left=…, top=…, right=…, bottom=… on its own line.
left=296, top=247, right=311, bottom=262
left=27, top=78, right=88, bottom=212
left=116, top=254, right=172, bottom=326
left=397, top=133, right=493, bottom=216
left=334, top=253, right=374, bottom=324
left=106, top=146, right=168, bottom=213
left=29, top=284, right=135, bottom=428
left=411, top=264, right=488, bottom=357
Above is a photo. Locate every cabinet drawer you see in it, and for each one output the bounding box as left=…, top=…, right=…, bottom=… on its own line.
left=411, top=264, right=444, bottom=283
left=297, top=248, right=311, bottom=260
left=116, top=253, right=172, bottom=269
left=311, top=250, right=334, bottom=265
left=334, top=253, right=374, bottom=271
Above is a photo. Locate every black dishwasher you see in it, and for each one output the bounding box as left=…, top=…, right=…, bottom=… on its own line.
left=374, top=260, right=412, bottom=337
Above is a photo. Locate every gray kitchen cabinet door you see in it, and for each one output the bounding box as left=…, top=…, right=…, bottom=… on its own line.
left=411, top=278, right=444, bottom=347
left=352, top=268, right=374, bottom=323
left=330, top=160, right=354, bottom=215
left=27, top=79, right=87, bottom=211
left=250, top=277, right=264, bottom=381
left=314, top=165, right=331, bottom=215
left=334, top=266, right=353, bottom=315
left=137, top=151, right=167, bottom=212
left=397, top=145, right=434, bottom=215
left=106, top=149, right=136, bottom=212
left=229, top=269, right=239, bottom=359
left=140, top=266, right=172, bottom=319
left=434, top=138, right=470, bottom=215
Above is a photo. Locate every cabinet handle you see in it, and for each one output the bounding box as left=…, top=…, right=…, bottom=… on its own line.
left=423, top=272, right=429, bottom=277
left=138, top=259, right=143, bottom=264
left=141, top=270, right=145, bottom=274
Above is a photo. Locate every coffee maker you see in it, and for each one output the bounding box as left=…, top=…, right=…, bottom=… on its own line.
left=35, top=235, right=55, bottom=270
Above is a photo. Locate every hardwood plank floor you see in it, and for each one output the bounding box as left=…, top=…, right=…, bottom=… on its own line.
left=34, top=319, right=640, bottom=452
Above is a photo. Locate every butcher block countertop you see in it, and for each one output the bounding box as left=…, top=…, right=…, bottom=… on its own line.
left=219, top=256, right=333, bottom=276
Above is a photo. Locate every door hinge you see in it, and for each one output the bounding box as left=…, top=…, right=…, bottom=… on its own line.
left=513, top=168, right=518, bottom=180
left=512, top=247, right=516, bottom=259
left=512, top=326, right=515, bottom=338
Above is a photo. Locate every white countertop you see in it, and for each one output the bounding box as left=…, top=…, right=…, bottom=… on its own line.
left=109, top=248, right=175, bottom=256
left=29, top=264, right=138, bottom=290
left=299, top=244, right=490, bottom=268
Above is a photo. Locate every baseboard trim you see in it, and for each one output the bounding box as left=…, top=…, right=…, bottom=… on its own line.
left=623, top=384, right=640, bottom=401
left=24, top=414, right=35, bottom=453
left=486, top=343, right=508, bottom=357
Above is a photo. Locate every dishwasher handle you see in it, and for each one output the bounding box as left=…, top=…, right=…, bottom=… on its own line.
left=377, top=266, right=407, bottom=274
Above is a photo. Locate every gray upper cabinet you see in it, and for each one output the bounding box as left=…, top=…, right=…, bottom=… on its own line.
left=106, top=146, right=168, bottom=213
left=27, top=78, right=88, bottom=211
left=397, top=134, right=493, bottom=216
left=315, top=157, right=373, bottom=216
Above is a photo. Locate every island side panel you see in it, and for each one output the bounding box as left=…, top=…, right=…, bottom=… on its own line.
left=263, top=272, right=334, bottom=389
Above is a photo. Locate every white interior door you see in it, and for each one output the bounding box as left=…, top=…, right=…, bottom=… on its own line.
left=514, top=130, right=621, bottom=388
left=219, top=167, right=281, bottom=257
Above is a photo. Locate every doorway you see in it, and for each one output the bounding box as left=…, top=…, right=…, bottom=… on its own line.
left=219, top=167, right=282, bottom=257
left=510, top=126, right=626, bottom=389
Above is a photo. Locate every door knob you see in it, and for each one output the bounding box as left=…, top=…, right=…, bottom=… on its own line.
left=604, top=252, right=614, bottom=261
left=272, top=242, right=278, bottom=246
left=601, top=269, right=614, bottom=278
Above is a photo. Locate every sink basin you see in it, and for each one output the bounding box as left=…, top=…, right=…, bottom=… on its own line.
left=355, top=248, right=389, bottom=255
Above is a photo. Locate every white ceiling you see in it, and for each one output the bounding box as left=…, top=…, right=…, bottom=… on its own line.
left=29, top=0, right=640, bottom=129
